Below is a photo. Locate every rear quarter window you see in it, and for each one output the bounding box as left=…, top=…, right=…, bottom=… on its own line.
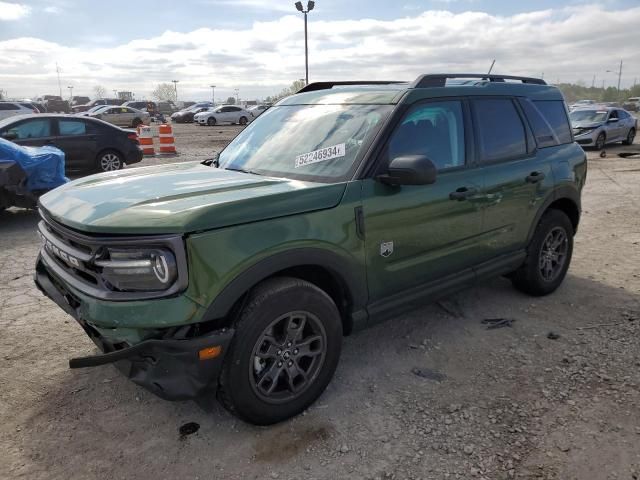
left=533, top=100, right=572, bottom=144
left=518, top=98, right=559, bottom=148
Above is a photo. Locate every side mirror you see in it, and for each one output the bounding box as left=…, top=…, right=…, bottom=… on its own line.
left=377, top=155, right=437, bottom=186
left=607, top=117, right=619, bottom=123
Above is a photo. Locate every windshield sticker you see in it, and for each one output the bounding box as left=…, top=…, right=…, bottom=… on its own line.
left=295, top=143, right=345, bottom=168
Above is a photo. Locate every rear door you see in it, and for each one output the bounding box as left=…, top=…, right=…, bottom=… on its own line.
left=474, top=97, right=554, bottom=259
left=53, top=118, right=98, bottom=171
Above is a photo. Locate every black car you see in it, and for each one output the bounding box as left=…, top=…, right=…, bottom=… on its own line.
left=0, top=115, right=143, bottom=173
left=170, top=106, right=211, bottom=123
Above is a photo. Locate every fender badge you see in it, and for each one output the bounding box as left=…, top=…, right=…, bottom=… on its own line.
left=380, top=241, right=394, bottom=258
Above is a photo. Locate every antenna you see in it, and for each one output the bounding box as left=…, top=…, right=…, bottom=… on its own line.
left=487, top=59, right=495, bottom=75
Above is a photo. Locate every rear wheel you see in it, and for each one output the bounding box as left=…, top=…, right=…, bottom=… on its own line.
left=97, top=150, right=124, bottom=172
left=511, top=209, right=573, bottom=296
left=622, top=128, right=635, bottom=145
left=239, top=116, right=248, bottom=125
left=132, top=118, right=143, bottom=128
left=218, top=277, right=342, bottom=425
left=595, top=132, right=606, bottom=150
left=207, top=117, right=216, bottom=126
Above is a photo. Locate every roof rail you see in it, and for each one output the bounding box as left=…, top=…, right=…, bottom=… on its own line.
left=411, top=74, right=547, bottom=88
left=297, top=81, right=405, bottom=93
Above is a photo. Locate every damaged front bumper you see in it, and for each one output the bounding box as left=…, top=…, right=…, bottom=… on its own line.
left=34, top=255, right=234, bottom=401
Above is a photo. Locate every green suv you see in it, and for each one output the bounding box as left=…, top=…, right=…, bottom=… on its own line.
left=35, top=74, right=587, bottom=425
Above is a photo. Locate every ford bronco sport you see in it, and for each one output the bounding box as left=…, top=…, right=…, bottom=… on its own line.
left=35, top=74, right=587, bottom=425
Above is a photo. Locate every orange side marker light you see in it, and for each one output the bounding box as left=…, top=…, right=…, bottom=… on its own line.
left=198, top=346, right=222, bottom=360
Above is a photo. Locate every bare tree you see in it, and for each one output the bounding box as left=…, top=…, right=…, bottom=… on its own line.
left=226, top=96, right=236, bottom=105
left=152, top=83, right=177, bottom=102
left=93, top=85, right=107, bottom=99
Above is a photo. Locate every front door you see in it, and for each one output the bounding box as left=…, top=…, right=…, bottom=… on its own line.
left=362, top=99, right=485, bottom=307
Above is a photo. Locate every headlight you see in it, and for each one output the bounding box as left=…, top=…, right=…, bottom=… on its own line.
left=95, top=248, right=178, bottom=292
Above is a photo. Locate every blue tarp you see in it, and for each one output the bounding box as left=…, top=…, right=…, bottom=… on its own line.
left=0, top=137, right=68, bottom=191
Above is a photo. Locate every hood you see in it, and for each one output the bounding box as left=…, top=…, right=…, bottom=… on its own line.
left=39, top=162, right=347, bottom=234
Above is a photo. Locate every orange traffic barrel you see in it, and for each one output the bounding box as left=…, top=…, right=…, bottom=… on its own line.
left=137, top=125, right=155, bottom=156
left=158, top=124, right=176, bottom=154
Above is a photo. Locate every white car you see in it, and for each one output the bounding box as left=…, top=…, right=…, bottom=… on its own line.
left=248, top=104, right=270, bottom=118
left=194, top=105, right=251, bottom=126
left=0, top=101, right=38, bottom=121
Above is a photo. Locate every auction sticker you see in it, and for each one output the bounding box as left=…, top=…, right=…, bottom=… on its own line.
left=295, top=143, right=345, bottom=168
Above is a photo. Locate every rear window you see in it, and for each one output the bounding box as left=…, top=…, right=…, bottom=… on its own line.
left=518, top=98, right=558, bottom=148
left=533, top=100, right=572, bottom=144
left=59, top=119, right=87, bottom=135
left=472, top=98, right=527, bottom=163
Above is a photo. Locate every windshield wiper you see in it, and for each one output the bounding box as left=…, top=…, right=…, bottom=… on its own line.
left=225, top=167, right=261, bottom=175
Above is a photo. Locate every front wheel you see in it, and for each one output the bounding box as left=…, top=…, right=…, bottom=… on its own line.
left=622, top=128, right=635, bottom=145
left=218, top=277, right=342, bottom=425
left=239, top=116, right=248, bottom=125
left=97, top=150, right=124, bottom=172
left=595, top=132, right=606, bottom=150
left=511, top=209, right=573, bottom=296
left=207, top=117, right=216, bottom=126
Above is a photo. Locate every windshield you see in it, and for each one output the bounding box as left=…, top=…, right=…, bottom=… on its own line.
left=217, top=104, right=392, bottom=182
left=569, top=109, right=608, bottom=123
left=87, top=105, right=109, bottom=113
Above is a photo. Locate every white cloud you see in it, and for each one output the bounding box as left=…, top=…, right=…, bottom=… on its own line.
left=0, top=4, right=639, bottom=100
left=0, top=1, right=31, bottom=20
left=43, top=6, right=62, bottom=14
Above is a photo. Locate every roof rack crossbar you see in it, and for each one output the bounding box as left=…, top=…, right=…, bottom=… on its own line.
left=411, top=74, right=547, bottom=88
left=297, top=81, right=406, bottom=93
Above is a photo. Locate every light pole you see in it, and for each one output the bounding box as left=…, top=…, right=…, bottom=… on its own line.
left=209, top=85, right=216, bottom=104
left=234, top=88, right=239, bottom=105
left=172, top=80, right=179, bottom=103
left=606, top=60, right=623, bottom=92
left=67, top=85, right=73, bottom=103
left=295, top=1, right=315, bottom=85
left=113, top=89, right=118, bottom=98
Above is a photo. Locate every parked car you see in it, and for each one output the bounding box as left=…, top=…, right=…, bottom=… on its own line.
left=248, top=104, right=270, bottom=118
left=0, top=101, right=37, bottom=120
left=44, top=97, right=71, bottom=113
left=33, top=73, right=587, bottom=425
left=157, top=101, right=178, bottom=115
left=568, top=99, right=595, bottom=111
left=0, top=114, right=142, bottom=173
left=0, top=137, right=67, bottom=211
left=170, top=104, right=213, bottom=123
left=72, top=98, right=123, bottom=113
left=622, top=97, right=640, bottom=112
left=87, top=106, right=150, bottom=128
left=570, top=107, right=637, bottom=149
left=76, top=105, right=112, bottom=116
left=122, top=100, right=157, bottom=112
left=194, top=105, right=251, bottom=125
left=71, top=96, right=91, bottom=106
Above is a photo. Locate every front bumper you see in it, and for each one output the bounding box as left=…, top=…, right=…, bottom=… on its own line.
left=34, top=255, right=234, bottom=401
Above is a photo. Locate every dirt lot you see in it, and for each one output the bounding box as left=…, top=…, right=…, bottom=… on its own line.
left=1, top=123, right=639, bottom=480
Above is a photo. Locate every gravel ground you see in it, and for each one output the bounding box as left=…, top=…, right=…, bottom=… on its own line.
left=1, top=122, right=639, bottom=480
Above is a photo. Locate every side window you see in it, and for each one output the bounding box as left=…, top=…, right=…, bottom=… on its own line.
left=0, top=103, right=18, bottom=111
left=518, top=98, right=558, bottom=148
left=609, top=110, right=618, bottom=120
left=8, top=119, right=52, bottom=139
left=230, top=107, right=242, bottom=112
left=388, top=100, right=465, bottom=171
left=59, top=120, right=87, bottom=136
left=619, top=110, right=630, bottom=119
left=533, top=100, right=572, bottom=144
left=473, top=98, right=527, bottom=163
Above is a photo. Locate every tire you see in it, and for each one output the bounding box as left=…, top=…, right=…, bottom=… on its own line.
left=239, top=116, right=248, bottom=125
left=622, top=128, right=635, bottom=146
left=595, top=132, right=606, bottom=150
left=218, top=277, right=342, bottom=425
left=132, top=118, right=142, bottom=128
left=511, top=209, right=574, bottom=296
left=207, top=117, right=216, bottom=126
left=97, top=150, right=124, bottom=172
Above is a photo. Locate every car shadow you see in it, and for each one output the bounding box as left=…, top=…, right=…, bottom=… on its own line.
left=0, top=207, right=40, bottom=233
left=15, top=271, right=640, bottom=479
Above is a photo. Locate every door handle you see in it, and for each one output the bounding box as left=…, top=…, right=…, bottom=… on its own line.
left=525, top=171, right=546, bottom=184
left=449, top=187, right=478, bottom=201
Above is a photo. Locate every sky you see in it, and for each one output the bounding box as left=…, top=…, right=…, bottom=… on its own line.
left=1, top=0, right=639, bottom=102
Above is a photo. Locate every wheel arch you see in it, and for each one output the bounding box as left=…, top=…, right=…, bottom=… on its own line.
left=528, top=187, right=581, bottom=241
left=200, top=248, right=367, bottom=336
